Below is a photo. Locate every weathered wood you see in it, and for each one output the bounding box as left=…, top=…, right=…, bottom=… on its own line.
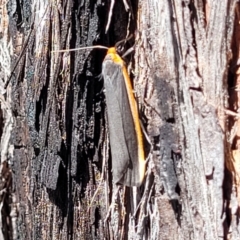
left=0, top=0, right=239, bottom=239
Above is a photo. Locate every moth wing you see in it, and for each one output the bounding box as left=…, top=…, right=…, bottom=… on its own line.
left=102, top=59, right=141, bottom=186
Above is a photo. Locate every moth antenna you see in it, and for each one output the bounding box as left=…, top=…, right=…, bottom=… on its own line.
left=51, top=45, right=108, bottom=53
left=115, top=34, right=133, bottom=49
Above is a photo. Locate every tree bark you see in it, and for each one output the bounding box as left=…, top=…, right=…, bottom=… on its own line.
left=0, top=0, right=239, bottom=239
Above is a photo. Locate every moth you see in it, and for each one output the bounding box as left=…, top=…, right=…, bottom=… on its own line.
left=102, top=47, right=145, bottom=186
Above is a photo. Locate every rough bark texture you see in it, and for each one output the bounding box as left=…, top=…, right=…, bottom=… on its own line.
left=0, top=0, right=239, bottom=239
